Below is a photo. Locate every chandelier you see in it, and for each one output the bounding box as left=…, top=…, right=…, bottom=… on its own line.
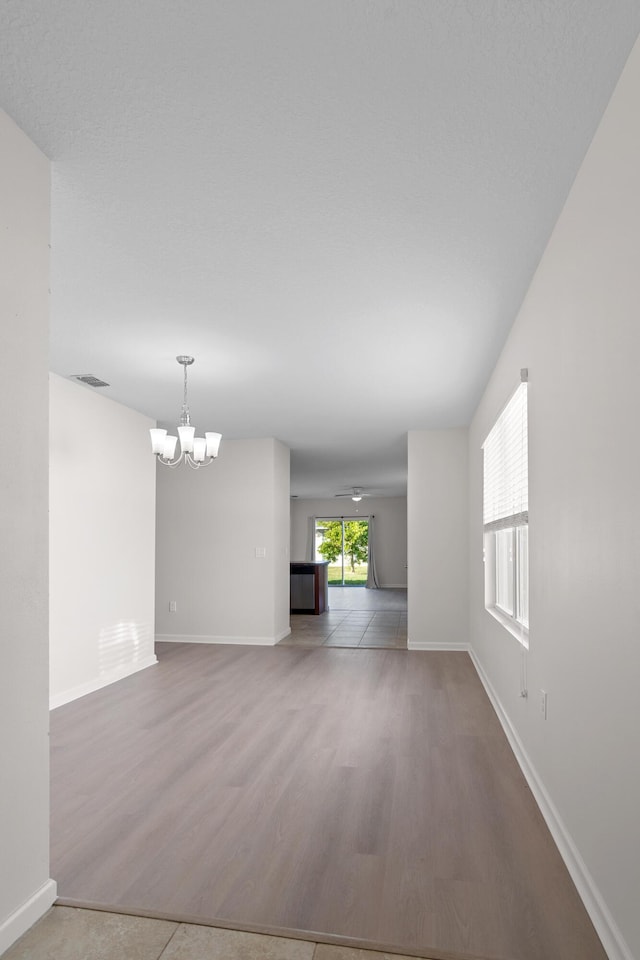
left=149, top=355, right=222, bottom=468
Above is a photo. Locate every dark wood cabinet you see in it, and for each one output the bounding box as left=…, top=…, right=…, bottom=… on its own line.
left=290, top=561, right=329, bottom=614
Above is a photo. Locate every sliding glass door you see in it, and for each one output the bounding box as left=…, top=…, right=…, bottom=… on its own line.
left=314, top=518, right=369, bottom=586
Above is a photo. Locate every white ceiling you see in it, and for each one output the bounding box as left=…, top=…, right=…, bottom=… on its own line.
left=1, top=2, right=639, bottom=498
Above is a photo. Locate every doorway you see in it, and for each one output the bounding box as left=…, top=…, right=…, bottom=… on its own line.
left=315, top=517, right=369, bottom=586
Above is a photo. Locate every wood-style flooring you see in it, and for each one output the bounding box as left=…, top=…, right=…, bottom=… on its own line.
left=50, top=643, right=606, bottom=960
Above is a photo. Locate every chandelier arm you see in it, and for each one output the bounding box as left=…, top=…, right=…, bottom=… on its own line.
left=157, top=451, right=184, bottom=468
left=156, top=451, right=216, bottom=469
left=185, top=454, right=218, bottom=469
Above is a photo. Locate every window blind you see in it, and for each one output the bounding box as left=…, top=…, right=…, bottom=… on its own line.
left=483, top=381, right=528, bottom=531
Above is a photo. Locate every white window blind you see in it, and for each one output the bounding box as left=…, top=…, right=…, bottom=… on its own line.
left=483, top=381, right=528, bottom=531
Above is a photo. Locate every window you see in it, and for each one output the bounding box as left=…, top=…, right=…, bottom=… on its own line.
left=314, top=518, right=369, bottom=585
left=482, top=377, right=529, bottom=644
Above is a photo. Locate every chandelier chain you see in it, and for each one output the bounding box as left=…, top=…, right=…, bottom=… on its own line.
left=180, top=361, right=191, bottom=426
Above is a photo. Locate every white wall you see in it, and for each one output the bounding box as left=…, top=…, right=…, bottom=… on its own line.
left=272, top=441, right=292, bottom=640
left=407, top=430, right=468, bottom=649
left=49, top=374, right=158, bottom=708
left=468, top=38, right=640, bottom=960
left=290, top=497, right=407, bottom=587
left=0, top=110, right=56, bottom=954
left=155, top=438, right=290, bottom=644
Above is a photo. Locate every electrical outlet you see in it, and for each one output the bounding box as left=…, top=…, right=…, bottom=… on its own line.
left=540, top=689, right=548, bottom=719
left=169, top=600, right=177, bottom=613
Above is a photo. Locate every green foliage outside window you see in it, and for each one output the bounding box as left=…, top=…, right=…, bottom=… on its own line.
left=317, top=520, right=369, bottom=573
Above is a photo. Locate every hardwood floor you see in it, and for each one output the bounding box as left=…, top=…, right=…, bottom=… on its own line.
left=50, top=644, right=606, bottom=960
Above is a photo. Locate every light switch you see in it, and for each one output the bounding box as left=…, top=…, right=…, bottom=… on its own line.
left=255, top=546, right=267, bottom=559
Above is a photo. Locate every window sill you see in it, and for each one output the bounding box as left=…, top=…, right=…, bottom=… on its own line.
left=485, top=604, right=529, bottom=649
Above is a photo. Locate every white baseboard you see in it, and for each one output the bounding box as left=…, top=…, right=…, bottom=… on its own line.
left=470, top=648, right=634, bottom=960
left=0, top=879, right=57, bottom=956
left=50, top=654, right=158, bottom=710
left=156, top=633, right=278, bottom=646
left=407, top=640, right=469, bottom=651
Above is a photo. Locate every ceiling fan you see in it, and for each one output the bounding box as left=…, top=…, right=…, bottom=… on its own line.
left=334, top=487, right=371, bottom=502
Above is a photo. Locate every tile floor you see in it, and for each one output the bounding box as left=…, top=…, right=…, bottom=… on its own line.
left=3, top=907, right=435, bottom=960
left=279, top=609, right=407, bottom=649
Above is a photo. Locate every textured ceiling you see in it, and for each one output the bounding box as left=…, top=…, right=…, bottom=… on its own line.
left=1, top=1, right=639, bottom=497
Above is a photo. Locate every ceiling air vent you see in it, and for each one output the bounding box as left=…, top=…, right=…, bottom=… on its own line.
left=72, top=374, right=110, bottom=388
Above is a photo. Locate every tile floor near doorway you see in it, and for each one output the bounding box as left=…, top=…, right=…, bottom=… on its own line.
left=281, top=587, right=407, bottom=649
left=4, top=907, right=436, bottom=960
